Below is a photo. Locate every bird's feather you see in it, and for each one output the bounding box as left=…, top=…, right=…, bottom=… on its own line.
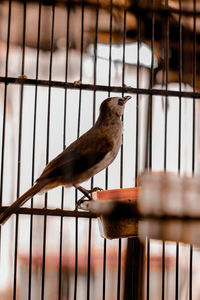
left=0, top=182, right=45, bottom=224
left=36, top=128, right=113, bottom=185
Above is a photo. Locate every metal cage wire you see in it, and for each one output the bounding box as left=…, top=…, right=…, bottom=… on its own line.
left=0, top=0, right=199, bottom=300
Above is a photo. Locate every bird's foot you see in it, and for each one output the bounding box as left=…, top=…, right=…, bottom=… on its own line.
left=88, top=187, right=103, bottom=193
left=75, top=195, right=90, bottom=210
left=74, top=185, right=103, bottom=210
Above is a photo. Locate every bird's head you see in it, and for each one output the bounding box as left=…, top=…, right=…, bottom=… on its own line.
left=100, top=96, right=132, bottom=118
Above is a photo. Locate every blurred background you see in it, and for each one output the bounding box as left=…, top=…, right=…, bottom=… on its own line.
left=0, top=0, right=200, bottom=299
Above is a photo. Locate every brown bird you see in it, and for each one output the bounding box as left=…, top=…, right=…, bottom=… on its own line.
left=0, top=96, right=131, bottom=224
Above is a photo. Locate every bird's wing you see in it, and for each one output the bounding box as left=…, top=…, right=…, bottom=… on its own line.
left=36, top=131, right=113, bottom=184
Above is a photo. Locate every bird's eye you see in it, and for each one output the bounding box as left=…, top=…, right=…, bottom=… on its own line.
left=118, top=99, right=124, bottom=106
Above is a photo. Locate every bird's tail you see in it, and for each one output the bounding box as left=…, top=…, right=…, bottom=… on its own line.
left=0, top=182, right=45, bottom=225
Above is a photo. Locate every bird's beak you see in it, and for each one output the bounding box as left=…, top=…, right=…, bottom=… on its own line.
left=123, top=96, right=132, bottom=103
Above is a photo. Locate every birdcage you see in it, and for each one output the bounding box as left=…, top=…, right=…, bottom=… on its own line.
left=0, top=0, right=200, bottom=300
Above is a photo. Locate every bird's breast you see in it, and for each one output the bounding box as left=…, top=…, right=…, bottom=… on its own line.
left=105, top=124, right=123, bottom=162
left=89, top=122, right=123, bottom=173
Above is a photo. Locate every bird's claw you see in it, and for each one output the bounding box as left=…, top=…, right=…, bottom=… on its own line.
left=75, top=196, right=90, bottom=210
left=88, top=187, right=103, bottom=193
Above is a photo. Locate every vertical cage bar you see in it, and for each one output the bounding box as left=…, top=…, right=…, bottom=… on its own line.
left=117, top=5, right=127, bottom=299
left=92, top=0, right=99, bottom=127
left=58, top=4, right=70, bottom=300
left=41, top=4, right=55, bottom=300
left=190, top=5, right=196, bottom=297
left=121, top=4, right=126, bottom=91
left=176, top=3, right=182, bottom=299
left=190, top=3, right=196, bottom=292
left=162, top=4, right=169, bottom=298
left=87, top=3, right=99, bottom=300
left=175, top=243, right=179, bottom=300
left=74, top=1, right=85, bottom=299
left=164, top=0, right=169, bottom=172
left=102, top=239, right=107, bottom=300
left=91, top=0, right=99, bottom=131
left=120, top=0, right=127, bottom=189
left=146, top=238, right=150, bottom=300
left=135, top=14, right=140, bottom=186
left=162, top=241, right=165, bottom=300
left=28, top=1, right=41, bottom=300
left=117, top=239, right=122, bottom=300
left=103, top=0, right=113, bottom=298
left=178, top=0, right=182, bottom=173
left=108, top=0, right=113, bottom=97
left=105, top=0, right=113, bottom=188
left=189, top=245, right=193, bottom=300
left=147, top=0, right=155, bottom=171
left=87, top=219, right=92, bottom=300
left=0, top=0, right=11, bottom=207
left=74, top=216, right=78, bottom=300
left=13, top=2, right=27, bottom=300
left=192, top=0, right=196, bottom=174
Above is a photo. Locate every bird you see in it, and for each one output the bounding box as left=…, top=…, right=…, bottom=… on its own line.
left=0, top=95, right=131, bottom=224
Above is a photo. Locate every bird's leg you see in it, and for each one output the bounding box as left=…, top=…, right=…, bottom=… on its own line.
left=73, top=185, right=103, bottom=209
left=75, top=195, right=88, bottom=210
left=74, top=185, right=92, bottom=200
